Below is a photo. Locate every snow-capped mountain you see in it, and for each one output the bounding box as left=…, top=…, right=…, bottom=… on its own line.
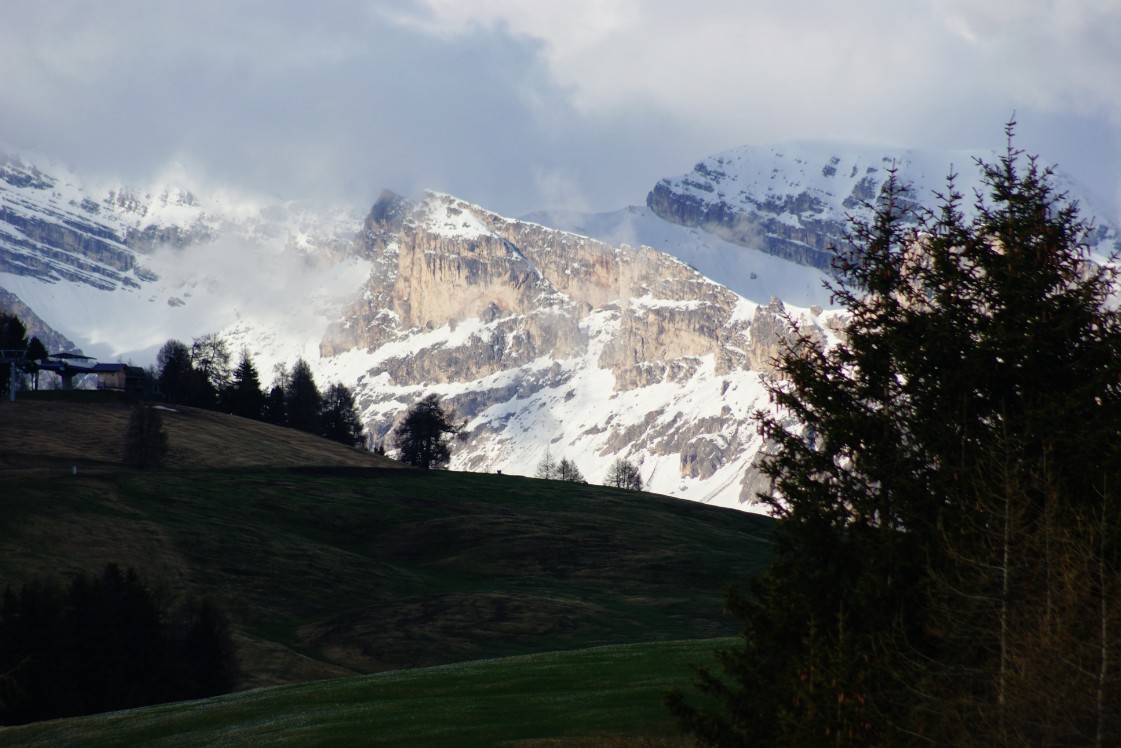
left=294, top=190, right=840, bottom=508
left=2, top=143, right=1116, bottom=511
left=0, top=152, right=368, bottom=363
left=533, top=143, right=1121, bottom=290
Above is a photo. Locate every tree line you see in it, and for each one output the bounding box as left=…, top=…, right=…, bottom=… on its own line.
left=668, top=125, right=1121, bottom=745
left=536, top=450, right=644, bottom=491
left=0, top=564, right=237, bottom=725
left=157, top=336, right=366, bottom=448
left=7, top=314, right=651, bottom=480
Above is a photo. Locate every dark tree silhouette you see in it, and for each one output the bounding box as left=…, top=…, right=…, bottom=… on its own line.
left=557, top=457, right=586, bottom=483
left=157, top=339, right=199, bottom=405
left=605, top=457, right=642, bottom=490
left=261, top=364, right=290, bottom=426
left=0, top=313, right=29, bottom=397
left=285, top=358, right=321, bottom=434
left=667, top=125, right=1121, bottom=746
left=262, top=384, right=287, bottom=426
left=223, top=350, right=266, bottom=420
left=24, top=337, right=47, bottom=390
left=189, top=334, right=230, bottom=409
left=392, top=394, right=461, bottom=469
left=319, top=382, right=366, bottom=447
left=123, top=404, right=169, bottom=468
left=177, top=597, right=238, bottom=699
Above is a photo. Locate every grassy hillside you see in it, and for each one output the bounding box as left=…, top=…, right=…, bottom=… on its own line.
left=0, top=393, right=772, bottom=691
left=0, top=638, right=727, bottom=747
left=0, top=390, right=401, bottom=471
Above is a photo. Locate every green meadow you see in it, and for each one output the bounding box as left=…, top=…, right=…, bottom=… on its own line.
left=0, top=393, right=768, bottom=742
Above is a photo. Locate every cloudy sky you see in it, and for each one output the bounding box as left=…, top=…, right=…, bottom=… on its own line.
left=3, top=1, right=1120, bottom=221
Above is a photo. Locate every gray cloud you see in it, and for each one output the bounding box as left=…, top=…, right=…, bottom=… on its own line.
left=2, top=0, right=1118, bottom=221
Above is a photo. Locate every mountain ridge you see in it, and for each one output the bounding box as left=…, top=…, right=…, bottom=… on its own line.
left=3, top=142, right=1116, bottom=510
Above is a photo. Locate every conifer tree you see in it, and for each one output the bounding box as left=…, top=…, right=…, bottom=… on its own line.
left=557, top=457, right=586, bottom=483
left=262, top=364, right=290, bottom=426
left=24, top=337, right=47, bottom=390
left=157, top=339, right=198, bottom=405
left=224, top=350, right=266, bottom=420
left=285, top=358, right=322, bottom=434
left=319, top=382, right=366, bottom=447
left=392, top=394, right=461, bottom=469
left=0, top=313, right=29, bottom=397
left=0, top=566, right=238, bottom=724
left=667, top=124, right=1121, bottom=745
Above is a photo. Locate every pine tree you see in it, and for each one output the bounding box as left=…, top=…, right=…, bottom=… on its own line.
left=667, top=124, right=1121, bottom=745
left=157, top=339, right=198, bottom=405
left=178, top=597, right=238, bottom=699
left=0, top=566, right=238, bottom=724
left=319, top=382, right=366, bottom=447
left=224, top=350, right=266, bottom=420
left=392, top=394, right=461, bottom=469
left=24, top=337, right=47, bottom=391
left=557, top=458, right=586, bottom=483
left=261, top=364, right=290, bottom=427
left=0, top=313, right=29, bottom=397
left=285, top=359, right=322, bottom=434
left=262, top=384, right=287, bottom=426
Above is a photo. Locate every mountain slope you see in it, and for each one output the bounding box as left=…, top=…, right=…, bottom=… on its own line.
left=0, top=392, right=400, bottom=471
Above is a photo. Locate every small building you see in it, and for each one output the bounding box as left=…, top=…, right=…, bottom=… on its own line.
left=93, top=363, right=152, bottom=398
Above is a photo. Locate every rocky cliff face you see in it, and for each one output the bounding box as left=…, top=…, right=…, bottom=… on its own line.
left=1, top=159, right=148, bottom=290
left=312, top=191, right=837, bottom=508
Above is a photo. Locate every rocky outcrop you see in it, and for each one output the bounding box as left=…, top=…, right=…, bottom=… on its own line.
left=7, top=143, right=1121, bottom=513
left=326, top=192, right=761, bottom=384
left=647, top=180, right=839, bottom=270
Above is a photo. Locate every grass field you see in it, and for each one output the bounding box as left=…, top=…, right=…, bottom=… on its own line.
left=0, top=391, right=401, bottom=471
left=0, top=392, right=766, bottom=740
left=0, top=638, right=730, bottom=747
